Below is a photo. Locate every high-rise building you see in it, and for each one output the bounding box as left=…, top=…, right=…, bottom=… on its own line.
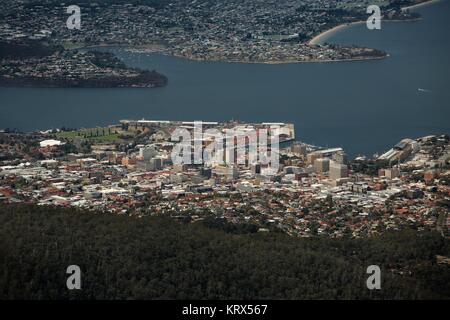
left=314, top=158, right=330, bottom=174
left=139, top=145, right=157, bottom=160
left=385, top=167, right=400, bottom=179
left=307, top=152, right=321, bottom=165
left=329, top=160, right=348, bottom=180
left=332, top=151, right=348, bottom=164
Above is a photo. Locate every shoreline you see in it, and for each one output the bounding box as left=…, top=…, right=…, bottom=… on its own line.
left=170, top=52, right=388, bottom=65
left=402, top=0, right=444, bottom=11
left=308, top=21, right=365, bottom=46
left=69, top=0, right=443, bottom=66
left=82, top=44, right=388, bottom=65
left=308, top=0, right=442, bottom=46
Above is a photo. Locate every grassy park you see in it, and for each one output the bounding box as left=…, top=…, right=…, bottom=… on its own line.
left=55, top=127, right=122, bottom=142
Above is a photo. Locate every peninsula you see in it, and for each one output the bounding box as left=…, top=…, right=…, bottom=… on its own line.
left=0, top=40, right=168, bottom=88
left=0, top=0, right=434, bottom=65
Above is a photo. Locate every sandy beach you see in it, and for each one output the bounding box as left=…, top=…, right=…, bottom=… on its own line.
left=308, top=21, right=365, bottom=46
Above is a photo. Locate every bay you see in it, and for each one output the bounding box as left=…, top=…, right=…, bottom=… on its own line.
left=0, top=0, right=449, bottom=157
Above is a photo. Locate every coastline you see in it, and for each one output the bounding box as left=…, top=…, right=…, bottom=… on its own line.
left=308, top=0, right=443, bottom=46
left=308, top=21, right=365, bottom=46
left=73, top=43, right=167, bottom=52
left=170, top=52, right=388, bottom=65
left=65, top=0, right=443, bottom=65
left=402, top=0, right=444, bottom=11
left=80, top=43, right=387, bottom=65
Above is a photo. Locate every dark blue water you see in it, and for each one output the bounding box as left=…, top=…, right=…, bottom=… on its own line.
left=1, top=1, right=449, bottom=157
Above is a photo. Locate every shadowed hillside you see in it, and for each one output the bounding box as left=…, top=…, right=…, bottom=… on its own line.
left=0, top=204, right=448, bottom=299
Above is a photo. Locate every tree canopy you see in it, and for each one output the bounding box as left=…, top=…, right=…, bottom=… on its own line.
left=0, top=204, right=448, bottom=299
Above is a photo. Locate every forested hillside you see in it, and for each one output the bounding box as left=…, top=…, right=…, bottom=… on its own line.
left=0, top=204, right=448, bottom=299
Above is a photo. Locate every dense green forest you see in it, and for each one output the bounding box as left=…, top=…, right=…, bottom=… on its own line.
left=0, top=204, right=448, bottom=299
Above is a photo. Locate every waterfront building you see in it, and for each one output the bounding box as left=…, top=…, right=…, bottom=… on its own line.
left=332, top=151, right=348, bottom=164
left=307, top=152, right=321, bottom=165
left=314, top=158, right=330, bottom=174
left=329, top=161, right=348, bottom=180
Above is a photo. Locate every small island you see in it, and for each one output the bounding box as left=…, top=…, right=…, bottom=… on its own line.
left=0, top=40, right=168, bottom=88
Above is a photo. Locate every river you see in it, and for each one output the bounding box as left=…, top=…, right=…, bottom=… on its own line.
left=0, top=0, right=449, bottom=157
